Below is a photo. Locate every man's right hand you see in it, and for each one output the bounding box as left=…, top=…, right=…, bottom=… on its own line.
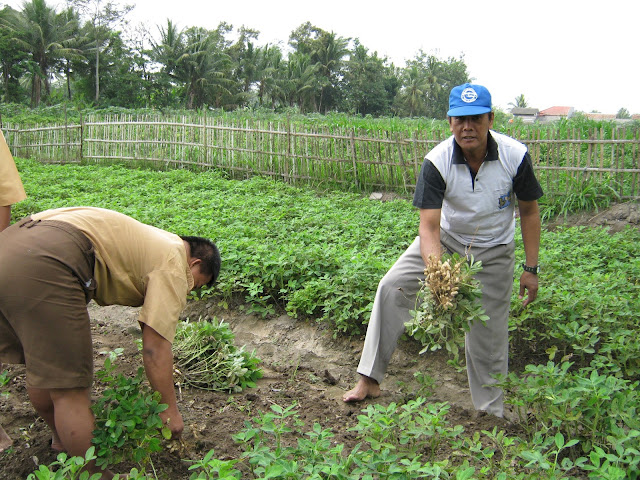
left=160, top=405, right=184, bottom=439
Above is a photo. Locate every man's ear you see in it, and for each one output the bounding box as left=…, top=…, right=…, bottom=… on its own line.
left=189, top=257, right=202, bottom=268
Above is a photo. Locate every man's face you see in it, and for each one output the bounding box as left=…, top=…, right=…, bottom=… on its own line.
left=190, top=262, right=213, bottom=289
left=448, top=113, right=494, bottom=153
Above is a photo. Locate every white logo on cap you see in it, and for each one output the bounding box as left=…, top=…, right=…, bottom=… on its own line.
left=461, top=87, right=478, bottom=103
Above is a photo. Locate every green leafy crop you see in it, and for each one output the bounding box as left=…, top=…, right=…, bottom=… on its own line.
left=91, top=353, right=171, bottom=471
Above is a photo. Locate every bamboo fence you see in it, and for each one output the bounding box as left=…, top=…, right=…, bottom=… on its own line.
left=3, top=115, right=640, bottom=199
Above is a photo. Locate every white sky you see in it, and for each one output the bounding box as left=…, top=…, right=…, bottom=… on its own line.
left=3, top=0, right=639, bottom=114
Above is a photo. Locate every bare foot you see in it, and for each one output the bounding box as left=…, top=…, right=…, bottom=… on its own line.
left=342, top=375, right=381, bottom=402
left=0, top=424, right=12, bottom=452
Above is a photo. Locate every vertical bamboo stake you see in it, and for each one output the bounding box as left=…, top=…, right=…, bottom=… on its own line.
left=286, top=115, right=291, bottom=183
left=631, top=129, right=640, bottom=196
left=412, top=133, right=419, bottom=188
left=349, top=129, right=359, bottom=189
left=568, top=128, right=574, bottom=182
left=545, top=127, right=551, bottom=194
left=586, top=127, right=593, bottom=193
left=615, top=127, right=622, bottom=198
left=576, top=127, right=581, bottom=184
left=599, top=127, right=605, bottom=182
left=634, top=128, right=639, bottom=197
left=611, top=127, right=617, bottom=190
left=203, top=110, right=208, bottom=166
left=397, top=133, right=409, bottom=193
left=80, top=111, right=84, bottom=164
left=63, top=104, right=69, bottom=163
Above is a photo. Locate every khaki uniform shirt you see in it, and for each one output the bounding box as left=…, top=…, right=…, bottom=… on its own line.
left=33, top=207, right=194, bottom=342
left=0, top=131, right=27, bottom=206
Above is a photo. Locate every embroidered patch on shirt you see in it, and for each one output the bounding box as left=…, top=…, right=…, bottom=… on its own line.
left=498, top=191, right=512, bottom=209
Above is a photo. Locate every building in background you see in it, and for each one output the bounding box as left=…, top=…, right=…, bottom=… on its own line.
left=537, top=106, right=575, bottom=122
left=510, top=107, right=539, bottom=123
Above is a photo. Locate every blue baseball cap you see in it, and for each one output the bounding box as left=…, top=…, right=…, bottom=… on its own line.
left=447, top=83, right=492, bottom=117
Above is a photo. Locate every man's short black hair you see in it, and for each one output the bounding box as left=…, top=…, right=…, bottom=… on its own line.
left=180, top=236, right=221, bottom=287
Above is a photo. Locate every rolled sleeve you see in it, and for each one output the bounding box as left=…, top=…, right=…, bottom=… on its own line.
left=138, top=270, right=189, bottom=343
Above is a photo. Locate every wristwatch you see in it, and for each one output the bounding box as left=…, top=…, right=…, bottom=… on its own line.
left=522, top=263, right=539, bottom=274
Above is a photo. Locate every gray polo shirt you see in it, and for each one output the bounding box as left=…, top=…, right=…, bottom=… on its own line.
left=413, top=131, right=543, bottom=247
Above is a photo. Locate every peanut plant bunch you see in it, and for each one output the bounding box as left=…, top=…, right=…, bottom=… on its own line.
left=172, top=318, right=262, bottom=392
left=406, top=253, right=488, bottom=369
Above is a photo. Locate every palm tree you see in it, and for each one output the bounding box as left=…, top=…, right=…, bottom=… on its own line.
left=312, top=31, right=349, bottom=113
left=0, top=6, right=29, bottom=102
left=342, top=41, right=394, bottom=116
left=151, top=20, right=184, bottom=78
left=0, top=0, right=81, bottom=106
left=398, top=65, right=429, bottom=117
left=149, top=19, right=185, bottom=105
left=255, top=44, right=284, bottom=108
left=175, top=27, right=232, bottom=109
left=56, top=6, right=84, bottom=100
left=509, top=94, right=528, bottom=109
left=283, top=52, right=317, bottom=112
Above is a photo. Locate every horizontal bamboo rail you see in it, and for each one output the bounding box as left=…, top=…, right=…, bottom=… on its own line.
left=3, top=116, right=640, bottom=199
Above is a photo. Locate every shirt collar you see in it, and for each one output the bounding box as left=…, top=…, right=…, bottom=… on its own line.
left=452, top=131, right=499, bottom=164
left=184, top=258, right=195, bottom=292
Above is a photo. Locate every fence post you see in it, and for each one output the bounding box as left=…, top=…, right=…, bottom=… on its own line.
left=80, top=111, right=84, bottom=164
left=350, top=129, right=359, bottom=189
left=286, top=115, right=291, bottom=183
left=64, top=104, right=69, bottom=163
left=396, top=133, right=408, bottom=192
left=202, top=109, right=208, bottom=166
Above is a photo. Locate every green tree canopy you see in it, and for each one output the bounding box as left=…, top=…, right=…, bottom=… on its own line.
left=616, top=107, right=631, bottom=119
left=509, top=94, right=528, bottom=109
left=0, top=5, right=474, bottom=118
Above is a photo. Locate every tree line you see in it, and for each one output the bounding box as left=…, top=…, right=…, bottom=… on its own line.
left=0, top=0, right=471, bottom=118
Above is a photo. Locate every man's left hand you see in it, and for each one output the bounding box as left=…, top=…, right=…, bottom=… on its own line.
left=518, top=272, right=538, bottom=307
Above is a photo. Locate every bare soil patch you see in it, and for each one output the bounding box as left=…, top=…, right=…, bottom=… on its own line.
left=0, top=301, right=512, bottom=479
left=1, top=201, right=637, bottom=478
left=545, top=200, right=640, bottom=233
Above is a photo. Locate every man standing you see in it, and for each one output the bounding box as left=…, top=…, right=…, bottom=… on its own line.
left=0, top=129, right=27, bottom=452
left=0, top=207, right=221, bottom=478
left=343, top=83, right=542, bottom=418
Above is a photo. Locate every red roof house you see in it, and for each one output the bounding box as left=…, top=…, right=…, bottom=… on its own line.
left=538, top=106, right=575, bottom=121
